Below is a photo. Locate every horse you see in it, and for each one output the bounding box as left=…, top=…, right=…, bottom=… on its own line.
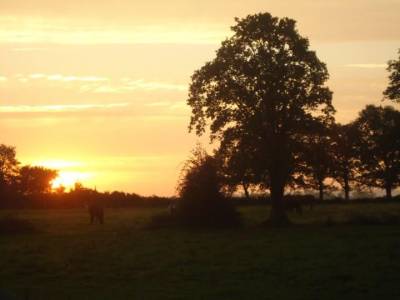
left=88, top=202, right=104, bottom=224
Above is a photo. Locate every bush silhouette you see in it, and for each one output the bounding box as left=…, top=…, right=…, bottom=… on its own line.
left=176, top=147, right=240, bottom=227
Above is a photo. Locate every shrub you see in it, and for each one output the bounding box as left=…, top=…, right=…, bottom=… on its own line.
left=175, top=146, right=241, bottom=227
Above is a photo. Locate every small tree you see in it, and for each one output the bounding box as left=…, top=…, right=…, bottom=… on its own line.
left=298, top=123, right=333, bottom=201
left=0, top=144, right=20, bottom=198
left=19, top=166, right=58, bottom=195
left=330, top=122, right=360, bottom=200
left=384, top=49, right=400, bottom=103
left=216, top=137, right=264, bottom=199
left=176, top=146, right=240, bottom=227
left=356, top=105, right=400, bottom=198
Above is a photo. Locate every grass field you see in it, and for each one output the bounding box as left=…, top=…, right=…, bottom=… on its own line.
left=1, top=203, right=400, bottom=299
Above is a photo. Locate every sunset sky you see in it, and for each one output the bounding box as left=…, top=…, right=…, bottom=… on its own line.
left=0, top=0, right=399, bottom=195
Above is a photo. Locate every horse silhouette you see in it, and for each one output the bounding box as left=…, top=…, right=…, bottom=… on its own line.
left=88, top=203, right=104, bottom=224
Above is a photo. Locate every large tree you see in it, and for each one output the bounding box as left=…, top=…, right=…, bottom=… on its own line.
left=383, top=49, right=400, bottom=103
left=356, top=105, right=400, bottom=199
left=187, top=13, right=334, bottom=224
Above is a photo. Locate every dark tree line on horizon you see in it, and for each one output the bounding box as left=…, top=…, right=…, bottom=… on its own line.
left=215, top=105, right=400, bottom=202
left=0, top=145, right=172, bottom=208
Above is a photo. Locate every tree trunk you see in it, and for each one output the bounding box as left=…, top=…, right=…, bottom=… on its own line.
left=242, top=183, right=250, bottom=200
left=269, top=177, right=289, bottom=226
left=386, top=184, right=392, bottom=199
left=344, top=183, right=350, bottom=201
left=318, top=179, right=324, bottom=202
left=268, top=136, right=290, bottom=226
left=344, top=180, right=350, bottom=201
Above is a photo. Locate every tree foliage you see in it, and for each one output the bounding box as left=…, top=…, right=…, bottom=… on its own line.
left=384, top=49, right=400, bottom=103
left=0, top=144, right=19, bottom=190
left=297, top=123, right=334, bottom=201
left=330, top=123, right=360, bottom=200
left=356, top=105, right=400, bottom=198
left=176, top=146, right=239, bottom=227
left=187, top=13, right=333, bottom=224
left=215, top=137, right=266, bottom=198
left=19, top=166, right=58, bottom=195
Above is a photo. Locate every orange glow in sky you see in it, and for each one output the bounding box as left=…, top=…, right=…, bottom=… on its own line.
left=51, top=171, right=91, bottom=190
left=26, top=159, right=91, bottom=190
left=0, top=0, right=399, bottom=195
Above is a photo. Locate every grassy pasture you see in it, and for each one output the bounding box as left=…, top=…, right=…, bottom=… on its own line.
left=1, top=203, right=400, bottom=299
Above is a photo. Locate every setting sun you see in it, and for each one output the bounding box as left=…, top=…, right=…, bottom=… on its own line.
left=51, top=171, right=92, bottom=190
left=24, top=159, right=92, bottom=190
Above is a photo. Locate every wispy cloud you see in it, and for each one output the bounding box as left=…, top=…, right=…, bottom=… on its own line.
left=28, top=73, right=108, bottom=82
left=145, top=101, right=172, bottom=107
left=12, top=47, right=47, bottom=52
left=0, top=103, right=128, bottom=113
left=0, top=76, right=7, bottom=81
left=81, top=78, right=187, bottom=94
left=7, top=74, right=186, bottom=93
left=145, top=101, right=188, bottom=111
left=0, top=17, right=226, bottom=45
left=122, top=79, right=187, bottom=91
left=345, top=64, right=387, bottom=69
left=91, top=85, right=121, bottom=93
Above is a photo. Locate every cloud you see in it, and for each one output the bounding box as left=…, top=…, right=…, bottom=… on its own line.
left=345, top=64, right=387, bottom=69
left=22, top=155, right=182, bottom=173
left=6, top=74, right=186, bottom=93
left=145, top=101, right=172, bottom=107
left=0, top=103, right=129, bottom=113
left=91, top=85, right=121, bottom=93
left=144, top=100, right=188, bottom=112
left=0, top=17, right=226, bottom=45
left=122, top=79, right=187, bottom=91
left=28, top=73, right=108, bottom=82
left=83, top=78, right=187, bottom=94
left=12, top=47, right=47, bottom=52
left=1, top=1, right=399, bottom=44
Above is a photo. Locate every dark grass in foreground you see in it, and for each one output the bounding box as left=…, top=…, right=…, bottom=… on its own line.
left=1, top=203, right=400, bottom=299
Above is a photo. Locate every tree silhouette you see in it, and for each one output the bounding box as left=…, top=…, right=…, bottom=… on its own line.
left=216, top=137, right=265, bottom=199
left=384, top=49, right=400, bottom=103
left=187, top=13, right=333, bottom=225
left=0, top=144, right=19, bottom=195
left=298, top=123, right=333, bottom=201
left=330, top=123, right=360, bottom=200
left=176, top=146, right=239, bottom=227
left=356, top=105, right=400, bottom=199
left=19, top=166, right=58, bottom=195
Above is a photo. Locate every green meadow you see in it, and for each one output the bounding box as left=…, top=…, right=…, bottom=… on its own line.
left=1, top=203, right=400, bottom=299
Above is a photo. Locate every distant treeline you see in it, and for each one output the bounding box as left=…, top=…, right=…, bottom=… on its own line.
left=0, top=145, right=174, bottom=209
left=214, top=104, right=400, bottom=203
left=3, top=189, right=400, bottom=210
left=0, top=185, right=174, bottom=209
